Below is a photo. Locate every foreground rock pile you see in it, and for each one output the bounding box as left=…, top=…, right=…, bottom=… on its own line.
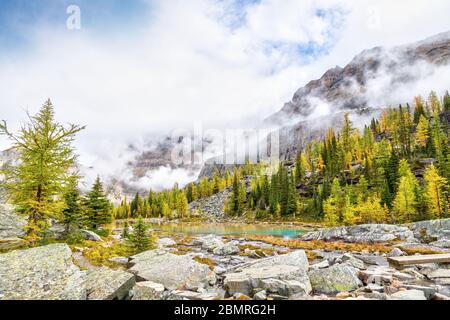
left=1, top=218, right=450, bottom=300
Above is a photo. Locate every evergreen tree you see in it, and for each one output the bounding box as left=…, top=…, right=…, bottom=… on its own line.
left=127, top=218, right=152, bottom=253
left=121, top=221, right=130, bottom=239
left=85, top=177, right=111, bottom=230
left=62, top=176, right=85, bottom=235
left=0, top=99, right=85, bottom=242
left=444, top=91, right=450, bottom=111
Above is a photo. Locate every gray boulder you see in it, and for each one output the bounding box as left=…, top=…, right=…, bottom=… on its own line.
left=224, top=251, right=311, bottom=297
left=157, top=238, right=177, bottom=248
left=301, top=224, right=414, bottom=243
left=0, top=204, right=26, bottom=240
left=131, top=281, right=165, bottom=300
left=128, top=250, right=215, bottom=290
left=387, top=289, right=427, bottom=300
left=84, top=268, right=135, bottom=300
left=308, top=265, right=362, bottom=294
left=0, top=244, right=86, bottom=300
left=82, top=230, right=103, bottom=242
left=213, top=241, right=240, bottom=256
left=409, top=218, right=450, bottom=243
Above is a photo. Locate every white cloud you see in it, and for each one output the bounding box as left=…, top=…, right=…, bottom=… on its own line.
left=0, top=0, right=449, bottom=189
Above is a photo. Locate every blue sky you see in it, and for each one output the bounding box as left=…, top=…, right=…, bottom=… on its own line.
left=0, top=0, right=150, bottom=48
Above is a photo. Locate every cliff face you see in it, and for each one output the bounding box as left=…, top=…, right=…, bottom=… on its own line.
left=266, top=31, right=450, bottom=125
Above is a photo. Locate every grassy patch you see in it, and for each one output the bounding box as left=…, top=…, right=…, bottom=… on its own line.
left=193, top=256, right=217, bottom=270
left=232, top=235, right=394, bottom=254
left=80, top=241, right=132, bottom=268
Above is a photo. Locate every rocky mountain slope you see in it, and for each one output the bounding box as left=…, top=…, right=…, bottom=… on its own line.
left=266, top=31, right=450, bottom=125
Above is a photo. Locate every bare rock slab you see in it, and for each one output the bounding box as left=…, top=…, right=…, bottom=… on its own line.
left=0, top=243, right=86, bottom=300
left=84, top=267, right=135, bottom=300
left=308, top=265, right=362, bottom=294
left=128, top=250, right=215, bottom=290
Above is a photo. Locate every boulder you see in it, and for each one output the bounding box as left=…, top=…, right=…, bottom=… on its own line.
left=131, top=281, right=165, bottom=300
left=308, top=265, right=362, bottom=294
left=387, top=248, right=405, bottom=257
left=84, top=268, right=135, bottom=300
left=408, top=218, right=450, bottom=243
left=253, top=290, right=267, bottom=300
left=341, top=253, right=366, bottom=270
left=310, top=260, right=330, bottom=270
left=0, top=204, right=26, bottom=240
left=82, top=230, right=103, bottom=242
left=387, top=289, right=427, bottom=300
left=224, top=251, right=311, bottom=297
left=301, top=224, right=414, bottom=243
left=214, top=266, right=227, bottom=275
left=213, top=241, right=240, bottom=256
left=157, top=238, right=177, bottom=248
left=194, top=235, right=225, bottom=251
left=427, top=269, right=450, bottom=279
left=108, top=257, right=129, bottom=265
left=128, top=250, right=215, bottom=290
left=0, top=244, right=86, bottom=300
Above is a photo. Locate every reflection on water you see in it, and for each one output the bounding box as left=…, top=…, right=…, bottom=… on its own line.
left=149, top=223, right=306, bottom=239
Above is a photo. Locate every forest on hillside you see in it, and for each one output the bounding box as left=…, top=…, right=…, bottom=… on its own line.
left=114, top=91, right=450, bottom=226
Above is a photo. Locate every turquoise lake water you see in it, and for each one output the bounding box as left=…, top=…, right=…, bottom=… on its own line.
left=149, top=223, right=306, bottom=239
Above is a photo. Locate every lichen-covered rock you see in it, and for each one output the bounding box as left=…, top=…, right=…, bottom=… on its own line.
left=0, top=244, right=86, bottom=300
left=157, top=238, right=176, bottom=248
left=131, top=281, right=165, bottom=300
left=224, top=251, right=311, bottom=297
left=0, top=204, right=26, bottom=240
left=301, top=224, right=414, bottom=243
left=408, top=218, right=450, bottom=243
left=387, top=289, right=427, bottom=300
left=213, top=241, right=240, bottom=256
left=82, top=230, right=103, bottom=242
left=194, top=235, right=225, bottom=251
left=308, top=265, right=362, bottom=294
left=84, top=268, right=135, bottom=300
left=128, top=250, right=215, bottom=290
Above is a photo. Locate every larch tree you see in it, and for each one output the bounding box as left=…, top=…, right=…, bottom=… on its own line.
left=415, top=115, right=430, bottom=149
left=424, top=165, right=448, bottom=218
left=0, top=99, right=85, bottom=242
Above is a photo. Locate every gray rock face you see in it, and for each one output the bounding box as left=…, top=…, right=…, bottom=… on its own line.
left=267, top=31, right=450, bottom=125
left=108, top=257, right=129, bottom=265
left=0, top=244, right=86, bottom=300
left=131, top=281, right=165, bottom=300
left=84, top=268, right=135, bottom=300
left=213, top=241, right=240, bottom=256
left=82, top=230, right=103, bottom=242
left=189, top=188, right=231, bottom=218
left=387, top=289, right=427, bottom=300
left=409, top=218, right=450, bottom=243
left=157, top=238, right=177, bottom=248
left=0, top=204, right=26, bottom=240
left=224, top=251, right=311, bottom=297
left=128, top=250, right=215, bottom=290
left=301, top=224, right=414, bottom=243
left=308, top=265, right=363, bottom=294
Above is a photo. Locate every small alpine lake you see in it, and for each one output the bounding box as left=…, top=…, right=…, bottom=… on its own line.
left=148, top=222, right=308, bottom=239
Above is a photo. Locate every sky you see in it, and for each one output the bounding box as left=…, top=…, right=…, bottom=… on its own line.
left=1, top=0, right=450, bottom=190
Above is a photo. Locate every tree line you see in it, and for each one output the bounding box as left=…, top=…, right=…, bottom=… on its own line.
left=227, top=91, right=449, bottom=225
